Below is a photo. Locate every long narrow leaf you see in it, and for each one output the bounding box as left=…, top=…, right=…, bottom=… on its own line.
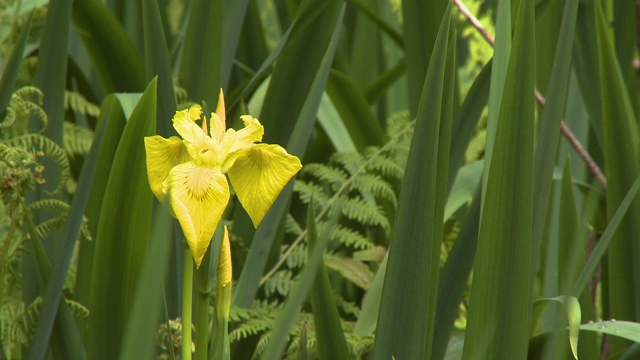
left=462, top=0, right=536, bottom=357
left=372, top=4, right=454, bottom=359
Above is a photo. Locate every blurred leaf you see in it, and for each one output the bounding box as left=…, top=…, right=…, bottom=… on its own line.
left=326, top=70, right=385, bottom=150
left=142, top=0, right=176, bottom=137
left=178, top=0, right=224, bottom=107
left=72, top=0, right=146, bottom=93
left=462, top=0, right=536, bottom=358
left=571, top=177, right=640, bottom=297
left=0, top=12, right=32, bottom=116
left=372, top=4, right=454, bottom=359
left=402, top=0, right=448, bottom=115
left=324, top=256, right=373, bottom=290
left=88, top=79, right=157, bottom=359
left=444, top=160, right=483, bottom=222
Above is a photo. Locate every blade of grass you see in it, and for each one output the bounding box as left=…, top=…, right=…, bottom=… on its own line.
left=371, top=4, right=454, bottom=359
left=462, top=0, right=535, bottom=357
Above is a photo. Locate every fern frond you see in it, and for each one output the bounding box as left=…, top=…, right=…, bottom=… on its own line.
left=302, top=163, right=348, bottom=188
left=285, top=214, right=303, bottom=236
left=3, top=134, right=70, bottom=194
left=63, top=121, right=94, bottom=159
left=293, top=181, right=330, bottom=207
left=263, top=269, right=295, bottom=297
left=28, top=199, right=70, bottom=213
left=284, top=244, right=307, bottom=269
left=337, top=196, right=390, bottom=231
left=1, top=86, right=47, bottom=132
left=367, top=155, right=405, bottom=178
left=318, top=223, right=373, bottom=249
left=351, top=173, right=397, bottom=205
left=330, top=152, right=365, bottom=176
left=64, top=91, right=100, bottom=118
left=465, top=128, right=486, bottom=163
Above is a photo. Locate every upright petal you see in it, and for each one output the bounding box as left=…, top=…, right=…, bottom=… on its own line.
left=227, top=144, right=302, bottom=227
left=144, top=135, right=190, bottom=201
left=210, top=89, right=226, bottom=142
left=165, top=162, right=230, bottom=267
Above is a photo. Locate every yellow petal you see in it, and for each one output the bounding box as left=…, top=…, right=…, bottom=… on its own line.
left=232, top=115, right=264, bottom=152
left=165, top=162, right=230, bottom=267
left=144, top=135, right=190, bottom=201
left=210, top=89, right=226, bottom=142
left=173, top=105, right=210, bottom=156
left=220, top=116, right=264, bottom=172
left=227, top=144, right=302, bottom=227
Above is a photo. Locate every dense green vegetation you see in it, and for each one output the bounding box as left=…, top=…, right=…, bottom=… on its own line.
left=2, top=0, right=640, bottom=359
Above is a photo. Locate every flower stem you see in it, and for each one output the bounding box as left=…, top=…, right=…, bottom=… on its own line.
left=195, top=248, right=212, bottom=360
left=182, top=246, right=194, bottom=360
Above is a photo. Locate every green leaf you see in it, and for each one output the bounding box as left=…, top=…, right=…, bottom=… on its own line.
left=29, top=98, right=110, bottom=360
left=72, top=0, right=146, bottom=93
left=119, top=204, right=173, bottom=359
left=531, top=296, right=581, bottom=360
left=530, top=0, right=580, bottom=284
left=87, top=78, right=157, bottom=359
left=308, top=215, right=350, bottom=360
left=142, top=0, right=176, bottom=137
left=462, top=0, right=536, bottom=358
left=75, top=95, right=127, bottom=308
left=325, top=70, right=386, bottom=150
left=0, top=12, right=32, bottom=116
left=178, top=0, right=224, bottom=107
left=259, top=204, right=333, bottom=360
left=232, top=1, right=344, bottom=308
left=580, top=320, right=640, bottom=343
left=371, top=4, right=454, bottom=359
left=594, top=0, right=640, bottom=352
left=402, top=0, right=448, bottom=115
left=432, top=184, right=482, bottom=360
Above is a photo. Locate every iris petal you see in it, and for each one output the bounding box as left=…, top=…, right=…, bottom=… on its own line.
left=210, top=90, right=226, bottom=142
left=165, top=162, right=230, bottom=267
left=144, top=135, right=190, bottom=201
left=228, top=144, right=302, bottom=227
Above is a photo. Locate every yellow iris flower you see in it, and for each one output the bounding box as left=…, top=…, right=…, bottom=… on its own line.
left=144, top=90, right=302, bottom=267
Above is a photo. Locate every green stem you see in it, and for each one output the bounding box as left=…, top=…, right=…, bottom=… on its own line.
left=195, top=247, right=212, bottom=360
left=182, top=246, right=194, bottom=360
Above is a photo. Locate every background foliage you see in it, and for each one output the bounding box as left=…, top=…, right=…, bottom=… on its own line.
left=1, top=0, right=640, bottom=359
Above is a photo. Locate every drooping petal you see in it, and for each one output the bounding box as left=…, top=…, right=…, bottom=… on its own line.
left=220, top=116, right=265, bottom=172
left=165, top=162, right=230, bottom=267
left=210, top=89, right=226, bottom=142
left=227, top=144, right=302, bottom=227
left=144, top=135, right=190, bottom=201
left=232, top=115, right=264, bottom=151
